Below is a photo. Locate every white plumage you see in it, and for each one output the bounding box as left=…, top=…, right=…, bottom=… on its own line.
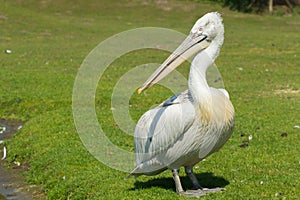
left=129, top=12, right=235, bottom=197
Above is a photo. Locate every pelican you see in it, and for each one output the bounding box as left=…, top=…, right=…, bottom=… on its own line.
left=128, top=12, right=235, bottom=197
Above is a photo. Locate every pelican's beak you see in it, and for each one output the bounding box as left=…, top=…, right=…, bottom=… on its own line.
left=138, top=33, right=210, bottom=94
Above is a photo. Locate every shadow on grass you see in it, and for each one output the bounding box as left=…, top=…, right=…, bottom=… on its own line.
left=130, top=172, right=229, bottom=192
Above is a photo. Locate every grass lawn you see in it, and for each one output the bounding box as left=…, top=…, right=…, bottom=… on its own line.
left=1, top=0, right=300, bottom=199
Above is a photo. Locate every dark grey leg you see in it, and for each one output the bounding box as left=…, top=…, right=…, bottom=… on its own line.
left=185, top=166, right=225, bottom=194
left=185, top=166, right=202, bottom=190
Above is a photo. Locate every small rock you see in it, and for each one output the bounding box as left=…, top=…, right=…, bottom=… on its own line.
left=280, top=132, right=288, bottom=137
left=260, top=181, right=264, bottom=185
left=1, top=146, right=6, bottom=160
left=275, top=191, right=284, bottom=197
left=5, top=49, right=12, bottom=54
left=248, top=135, right=253, bottom=141
left=239, top=143, right=248, bottom=148
left=0, top=126, right=6, bottom=134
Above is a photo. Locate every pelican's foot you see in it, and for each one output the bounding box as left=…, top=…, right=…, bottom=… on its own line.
left=202, top=187, right=225, bottom=193
left=186, top=187, right=225, bottom=194
left=179, top=190, right=206, bottom=198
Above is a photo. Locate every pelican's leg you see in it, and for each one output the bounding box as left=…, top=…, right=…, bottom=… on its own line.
left=172, top=169, right=184, bottom=194
left=172, top=169, right=205, bottom=197
left=185, top=167, right=201, bottom=190
left=185, top=166, right=225, bottom=194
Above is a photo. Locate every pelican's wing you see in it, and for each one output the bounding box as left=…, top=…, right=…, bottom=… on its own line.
left=132, top=90, right=196, bottom=175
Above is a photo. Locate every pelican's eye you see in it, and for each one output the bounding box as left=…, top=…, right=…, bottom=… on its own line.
left=197, top=28, right=203, bottom=35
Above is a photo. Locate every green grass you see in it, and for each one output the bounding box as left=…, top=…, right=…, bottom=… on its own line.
left=1, top=0, right=300, bottom=199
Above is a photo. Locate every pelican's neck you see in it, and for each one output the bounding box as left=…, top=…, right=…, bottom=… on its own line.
left=188, top=39, right=222, bottom=122
left=188, top=50, right=213, bottom=105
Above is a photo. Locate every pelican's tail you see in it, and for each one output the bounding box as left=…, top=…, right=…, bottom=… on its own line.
left=125, top=161, right=168, bottom=180
left=125, top=168, right=141, bottom=180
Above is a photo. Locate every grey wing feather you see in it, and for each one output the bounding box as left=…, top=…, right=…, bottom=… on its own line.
left=133, top=90, right=195, bottom=172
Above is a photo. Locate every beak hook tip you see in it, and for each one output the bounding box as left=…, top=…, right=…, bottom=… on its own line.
left=137, top=88, right=143, bottom=95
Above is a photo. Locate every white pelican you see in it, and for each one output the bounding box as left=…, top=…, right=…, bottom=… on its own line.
left=128, top=12, right=235, bottom=197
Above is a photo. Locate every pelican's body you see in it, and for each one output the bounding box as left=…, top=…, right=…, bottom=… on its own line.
left=129, top=12, right=235, bottom=197
left=133, top=89, right=234, bottom=175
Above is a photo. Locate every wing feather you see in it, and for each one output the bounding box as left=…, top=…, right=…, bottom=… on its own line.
left=133, top=90, right=195, bottom=174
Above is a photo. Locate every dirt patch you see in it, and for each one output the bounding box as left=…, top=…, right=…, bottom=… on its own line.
left=273, top=89, right=300, bottom=94
left=0, top=119, right=46, bottom=200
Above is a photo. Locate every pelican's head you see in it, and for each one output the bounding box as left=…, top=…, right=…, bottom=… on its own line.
left=138, top=12, right=224, bottom=94
left=191, top=12, right=224, bottom=44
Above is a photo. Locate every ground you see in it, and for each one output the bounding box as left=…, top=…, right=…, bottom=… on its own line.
left=0, top=119, right=45, bottom=199
left=0, top=0, right=300, bottom=199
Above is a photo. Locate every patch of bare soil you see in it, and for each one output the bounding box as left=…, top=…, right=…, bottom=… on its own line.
left=0, top=119, right=46, bottom=200
left=273, top=89, right=300, bottom=94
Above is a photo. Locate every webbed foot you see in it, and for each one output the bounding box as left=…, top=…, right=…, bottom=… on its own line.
left=201, top=187, right=225, bottom=193
left=180, top=187, right=225, bottom=198
left=187, top=187, right=225, bottom=193
left=179, top=190, right=206, bottom=198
